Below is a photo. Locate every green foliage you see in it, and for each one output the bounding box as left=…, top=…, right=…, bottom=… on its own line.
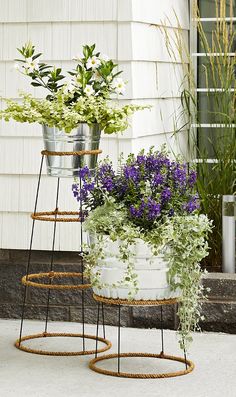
left=0, top=92, right=146, bottom=134
left=84, top=197, right=212, bottom=351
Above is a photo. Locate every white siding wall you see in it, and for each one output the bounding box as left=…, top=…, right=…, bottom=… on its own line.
left=0, top=0, right=189, bottom=250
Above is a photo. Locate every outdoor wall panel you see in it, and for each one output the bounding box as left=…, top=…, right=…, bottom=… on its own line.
left=1, top=212, right=59, bottom=250
left=156, top=63, right=186, bottom=99
left=0, top=0, right=28, bottom=23
left=27, top=23, right=53, bottom=60
left=131, top=0, right=189, bottom=29
left=131, top=98, right=186, bottom=138
left=0, top=0, right=133, bottom=23
left=69, top=0, right=118, bottom=22
left=131, top=61, right=158, bottom=98
left=132, top=130, right=189, bottom=158
left=0, top=119, right=42, bottom=138
left=27, top=0, right=70, bottom=22
left=51, top=23, right=71, bottom=60
left=70, top=22, right=118, bottom=61
left=1, top=24, right=28, bottom=61
left=131, top=23, right=189, bottom=63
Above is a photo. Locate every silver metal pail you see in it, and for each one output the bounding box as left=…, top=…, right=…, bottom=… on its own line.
left=42, top=123, right=101, bottom=177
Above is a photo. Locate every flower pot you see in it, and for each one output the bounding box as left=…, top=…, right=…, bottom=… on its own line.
left=92, top=238, right=180, bottom=300
left=42, top=123, right=101, bottom=177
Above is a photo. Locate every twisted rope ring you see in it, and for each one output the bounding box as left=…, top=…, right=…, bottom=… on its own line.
left=31, top=210, right=83, bottom=222
left=15, top=332, right=112, bottom=356
left=41, top=149, right=102, bottom=157
left=93, top=294, right=178, bottom=306
left=89, top=352, right=194, bottom=378
left=22, top=272, right=91, bottom=290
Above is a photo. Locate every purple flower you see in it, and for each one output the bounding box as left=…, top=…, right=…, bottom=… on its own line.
left=183, top=196, right=200, bottom=213
left=188, top=170, right=197, bottom=187
left=79, top=166, right=91, bottom=181
left=101, top=177, right=114, bottom=192
left=124, top=165, right=140, bottom=182
left=129, top=200, right=145, bottom=218
left=83, top=181, right=95, bottom=192
left=153, top=173, right=164, bottom=186
left=136, top=155, right=146, bottom=165
left=145, top=155, right=159, bottom=172
left=161, top=187, right=172, bottom=202
left=98, top=163, right=114, bottom=178
left=147, top=198, right=161, bottom=220
left=72, top=184, right=79, bottom=197
left=172, top=164, right=187, bottom=186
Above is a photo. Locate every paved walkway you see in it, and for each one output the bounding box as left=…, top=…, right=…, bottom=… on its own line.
left=0, top=319, right=235, bottom=397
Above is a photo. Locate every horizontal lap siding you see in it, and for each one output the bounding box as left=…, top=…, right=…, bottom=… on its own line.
left=0, top=0, right=189, bottom=250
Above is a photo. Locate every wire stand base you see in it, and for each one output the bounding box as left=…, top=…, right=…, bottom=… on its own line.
left=89, top=352, right=194, bottom=378
left=15, top=332, right=111, bottom=356
left=17, top=150, right=111, bottom=357
left=90, top=294, right=194, bottom=378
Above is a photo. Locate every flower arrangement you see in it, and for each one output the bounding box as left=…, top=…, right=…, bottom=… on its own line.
left=72, top=146, right=212, bottom=349
left=0, top=42, right=146, bottom=133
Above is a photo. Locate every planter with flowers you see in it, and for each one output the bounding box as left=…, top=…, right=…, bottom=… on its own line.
left=72, top=147, right=212, bottom=348
left=1, top=42, right=145, bottom=176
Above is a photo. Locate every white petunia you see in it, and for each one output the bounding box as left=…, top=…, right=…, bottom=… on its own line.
left=24, top=57, right=39, bottom=73
left=112, top=78, right=126, bottom=95
left=86, top=56, right=101, bottom=70
left=84, top=84, right=95, bottom=96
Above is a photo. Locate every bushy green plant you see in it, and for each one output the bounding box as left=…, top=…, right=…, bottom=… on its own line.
left=1, top=42, right=147, bottom=133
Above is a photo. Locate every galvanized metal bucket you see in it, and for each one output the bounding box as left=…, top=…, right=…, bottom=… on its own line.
left=42, top=123, right=101, bottom=177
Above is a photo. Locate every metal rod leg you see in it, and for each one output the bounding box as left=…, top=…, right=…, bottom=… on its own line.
left=118, top=305, right=121, bottom=373
left=95, top=302, right=100, bottom=358
left=44, top=177, right=60, bottom=334
left=101, top=303, right=106, bottom=339
left=160, top=305, right=164, bottom=355
left=183, top=345, right=188, bottom=370
left=79, top=173, right=85, bottom=350
left=19, top=155, right=44, bottom=345
left=81, top=281, right=85, bottom=352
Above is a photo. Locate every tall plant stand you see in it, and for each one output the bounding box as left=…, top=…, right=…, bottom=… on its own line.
left=90, top=294, right=194, bottom=378
left=15, top=150, right=111, bottom=356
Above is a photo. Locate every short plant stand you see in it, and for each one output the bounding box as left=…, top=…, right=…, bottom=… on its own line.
left=15, top=149, right=111, bottom=356
left=89, top=294, right=194, bottom=378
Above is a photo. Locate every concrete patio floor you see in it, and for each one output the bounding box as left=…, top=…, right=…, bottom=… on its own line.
left=0, top=319, right=235, bottom=397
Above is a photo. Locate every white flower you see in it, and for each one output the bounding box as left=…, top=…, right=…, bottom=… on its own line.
left=74, top=75, right=82, bottom=88
left=14, top=63, right=20, bottom=70
left=24, top=57, right=39, bottom=73
left=64, top=80, right=76, bottom=93
left=84, top=84, right=95, bottom=96
left=99, top=53, right=110, bottom=62
left=112, top=78, right=126, bottom=95
left=86, top=56, right=101, bottom=70
left=72, top=53, right=83, bottom=61
left=92, top=70, right=102, bottom=82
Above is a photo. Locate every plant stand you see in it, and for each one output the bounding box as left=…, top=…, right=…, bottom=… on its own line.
left=89, top=294, right=194, bottom=378
left=15, top=150, right=111, bottom=356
